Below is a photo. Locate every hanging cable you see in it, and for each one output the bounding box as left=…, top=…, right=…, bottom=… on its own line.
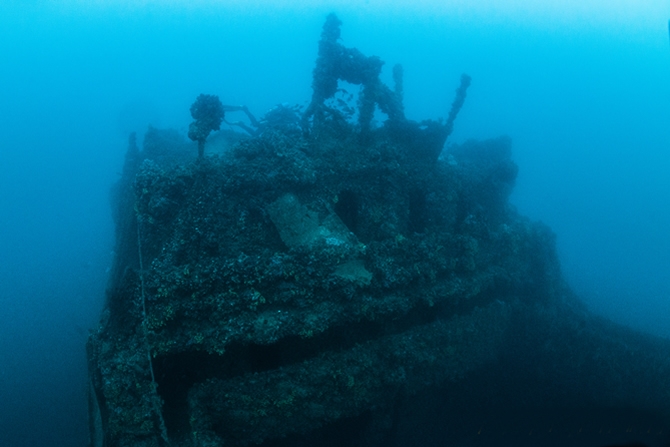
left=137, top=219, right=171, bottom=445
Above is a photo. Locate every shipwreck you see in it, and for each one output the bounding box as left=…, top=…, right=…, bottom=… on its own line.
left=87, top=14, right=670, bottom=447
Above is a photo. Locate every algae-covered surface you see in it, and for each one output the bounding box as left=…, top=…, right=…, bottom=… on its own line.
left=87, top=14, right=670, bottom=447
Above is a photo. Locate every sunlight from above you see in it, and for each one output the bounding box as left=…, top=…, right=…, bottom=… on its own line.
left=42, top=0, right=667, bottom=28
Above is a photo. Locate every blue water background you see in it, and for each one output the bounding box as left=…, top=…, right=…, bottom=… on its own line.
left=0, top=2, right=668, bottom=446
